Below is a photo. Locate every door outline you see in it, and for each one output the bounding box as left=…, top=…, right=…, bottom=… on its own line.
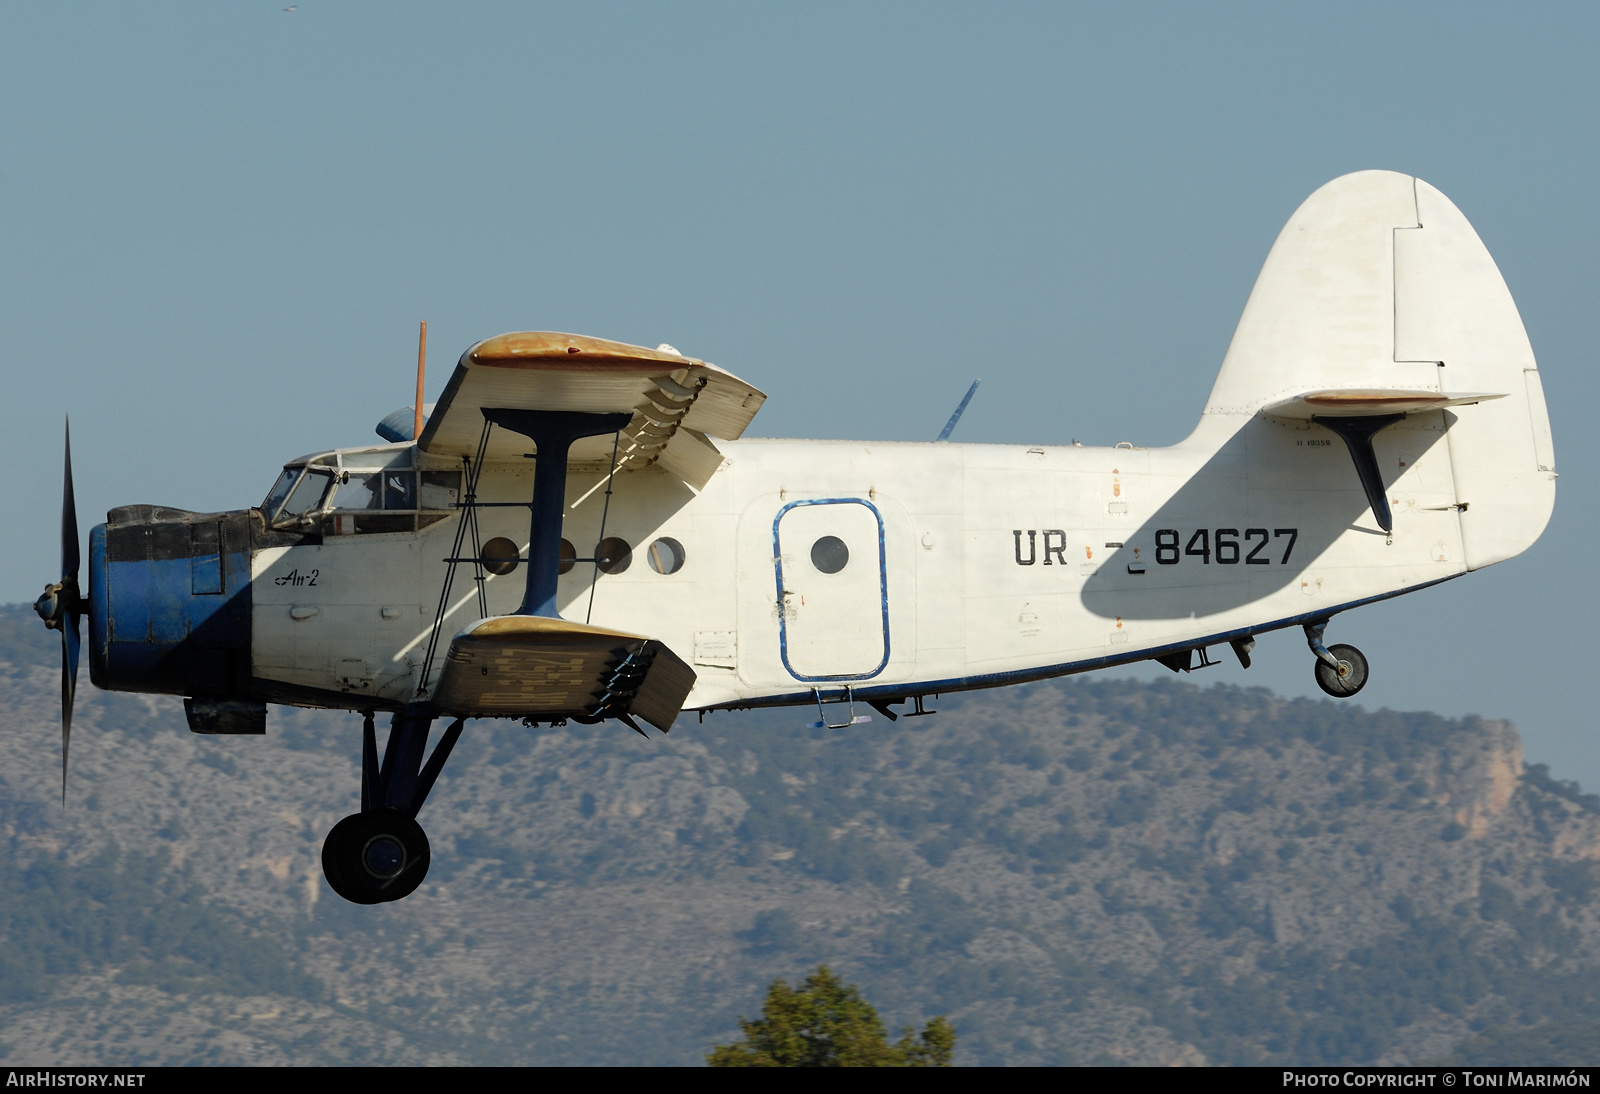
left=772, top=498, right=890, bottom=682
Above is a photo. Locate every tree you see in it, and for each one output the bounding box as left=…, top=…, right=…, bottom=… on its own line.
left=708, top=965, right=955, bottom=1067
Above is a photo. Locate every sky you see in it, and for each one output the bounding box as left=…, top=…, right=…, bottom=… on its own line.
left=2, top=3, right=1596, bottom=786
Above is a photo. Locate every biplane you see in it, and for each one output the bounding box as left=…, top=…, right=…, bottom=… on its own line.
left=34, top=170, right=1555, bottom=903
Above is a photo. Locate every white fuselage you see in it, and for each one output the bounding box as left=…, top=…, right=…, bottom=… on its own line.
left=248, top=405, right=1482, bottom=714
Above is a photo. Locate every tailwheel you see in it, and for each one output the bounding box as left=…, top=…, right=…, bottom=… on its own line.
left=321, top=808, right=431, bottom=905
left=1313, top=643, right=1369, bottom=698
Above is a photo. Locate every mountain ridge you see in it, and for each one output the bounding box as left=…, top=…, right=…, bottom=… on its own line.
left=0, top=604, right=1596, bottom=1065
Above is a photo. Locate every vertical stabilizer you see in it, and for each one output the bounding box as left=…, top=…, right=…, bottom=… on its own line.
left=1204, top=170, right=1554, bottom=570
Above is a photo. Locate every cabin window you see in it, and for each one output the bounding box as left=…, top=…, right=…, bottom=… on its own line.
left=596, top=537, right=632, bottom=574
left=647, top=537, right=686, bottom=575
left=481, top=537, right=520, bottom=575
left=811, top=535, right=849, bottom=574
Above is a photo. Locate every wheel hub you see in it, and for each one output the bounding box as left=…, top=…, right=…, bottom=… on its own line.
left=362, top=835, right=407, bottom=878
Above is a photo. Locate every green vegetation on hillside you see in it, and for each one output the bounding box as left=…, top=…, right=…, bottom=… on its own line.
left=708, top=966, right=953, bottom=1067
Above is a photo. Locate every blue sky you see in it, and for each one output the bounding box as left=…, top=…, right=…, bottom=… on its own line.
left=3, top=3, right=1595, bottom=785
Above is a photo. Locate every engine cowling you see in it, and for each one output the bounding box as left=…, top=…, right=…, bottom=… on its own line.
left=88, top=506, right=253, bottom=701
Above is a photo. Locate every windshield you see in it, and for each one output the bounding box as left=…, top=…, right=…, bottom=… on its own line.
left=262, top=468, right=301, bottom=521
left=279, top=468, right=336, bottom=524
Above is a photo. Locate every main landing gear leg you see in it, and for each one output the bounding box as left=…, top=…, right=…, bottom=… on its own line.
left=1304, top=620, right=1369, bottom=698
left=321, top=704, right=465, bottom=905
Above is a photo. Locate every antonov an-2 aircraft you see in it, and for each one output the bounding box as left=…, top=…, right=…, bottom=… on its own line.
left=33, top=170, right=1555, bottom=904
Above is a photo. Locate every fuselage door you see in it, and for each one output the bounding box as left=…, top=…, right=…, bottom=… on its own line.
left=773, top=499, right=888, bottom=681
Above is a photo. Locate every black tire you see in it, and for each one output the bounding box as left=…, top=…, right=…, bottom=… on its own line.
left=1314, top=643, right=1369, bottom=698
left=321, top=808, right=431, bottom=905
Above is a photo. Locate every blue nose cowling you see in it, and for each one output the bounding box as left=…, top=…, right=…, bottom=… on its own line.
left=88, top=507, right=252, bottom=698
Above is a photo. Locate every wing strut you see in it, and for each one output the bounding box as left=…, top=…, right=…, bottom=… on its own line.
left=586, top=430, right=622, bottom=625
left=416, top=418, right=495, bottom=699
left=480, top=408, right=634, bottom=618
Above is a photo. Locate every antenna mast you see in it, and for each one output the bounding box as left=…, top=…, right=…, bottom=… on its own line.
left=414, top=321, right=428, bottom=441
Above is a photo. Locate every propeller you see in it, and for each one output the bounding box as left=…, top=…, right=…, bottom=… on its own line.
left=33, top=419, right=82, bottom=804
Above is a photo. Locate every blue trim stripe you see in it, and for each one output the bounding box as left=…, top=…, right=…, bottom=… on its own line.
left=773, top=498, right=891, bottom=683
left=708, top=572, right=1462, bottom=711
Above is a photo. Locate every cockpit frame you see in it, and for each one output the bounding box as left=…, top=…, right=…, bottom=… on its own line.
left=261, top=444, right=462, bottom=536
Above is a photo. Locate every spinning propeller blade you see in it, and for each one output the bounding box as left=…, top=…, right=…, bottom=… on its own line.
left=34, top=420, right=83, bottom=803
left=59, top=419, right=80, bottom=803
left=61, top=604, right=78, bottom=804
left=62, top=420, right=79, bottom=584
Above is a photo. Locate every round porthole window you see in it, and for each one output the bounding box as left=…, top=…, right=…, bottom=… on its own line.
left=647, top=537, right=686, bottom=575
left=481, top=537, right=520, bottom=576
left=559, top=538, right=576, bottom=575
left=596, top=537, right=632, bottom=574
left=811, top=535, right=849, bottom=574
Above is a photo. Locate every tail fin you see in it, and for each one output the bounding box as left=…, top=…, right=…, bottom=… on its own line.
left=1205, top=170, right=1554, bottom=569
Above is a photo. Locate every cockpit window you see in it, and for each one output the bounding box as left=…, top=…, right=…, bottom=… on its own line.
left=381, top=468, right=417, bottom=510
left=279, top=468, right=336, bottom=524
left=265, top=447, right=461, bottom=535
left=419, top=470, right=460, bottom=510
left=262, top=468, right=301, bottom=521
left=332, top=470, right=381, bottom=511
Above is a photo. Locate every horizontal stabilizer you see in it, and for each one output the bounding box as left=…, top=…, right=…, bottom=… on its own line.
left=431, top=615, right=695, bottom=731
left=1264, top=389, right=1508, bottom=533
left=1262, top=389, right=1505, bottom=420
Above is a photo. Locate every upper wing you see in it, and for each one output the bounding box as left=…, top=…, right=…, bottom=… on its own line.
left=417, top=332, right=766, bottom=488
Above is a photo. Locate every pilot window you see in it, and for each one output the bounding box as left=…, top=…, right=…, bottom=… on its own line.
left=262, top=469, right=300, bottom=521
left=419, top=471, right=460, bottom=510
left=382, top=469, right=417, bottom=511
left=332, top=471, right=379, bottom=511
left=280, top=469, right=335, bottom=526
left=325, top=452, right=459, bottom=535
left=266, top=450, right=461, bottom=535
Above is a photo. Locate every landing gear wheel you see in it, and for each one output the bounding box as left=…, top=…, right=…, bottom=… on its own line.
left=321, top=808, right=431, bottom=905
left=1314, top=643, right=1369, bottom=698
